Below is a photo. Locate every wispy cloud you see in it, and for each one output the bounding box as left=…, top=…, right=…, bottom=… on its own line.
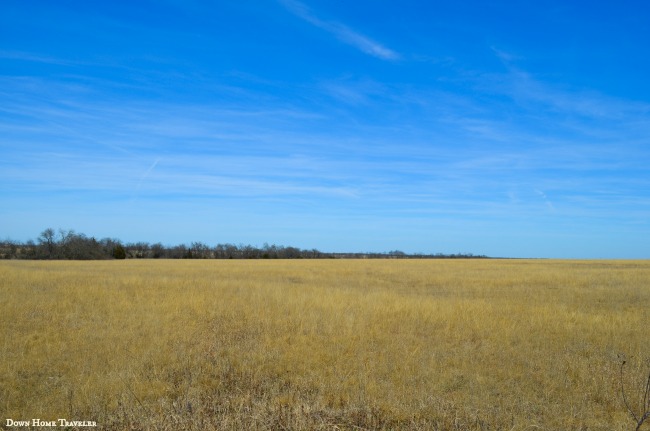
left=278, top=0, right=399, bottom=60
left=534, top=189, right=555, bottom=212
left=132, top=157, right=162, bottom=200
left=0, top=50, right=78, bottom=66
left=488, top=48, right=650, bottom=125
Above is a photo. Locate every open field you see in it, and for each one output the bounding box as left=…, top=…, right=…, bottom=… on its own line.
left=1, top=259, right=649, bottom=430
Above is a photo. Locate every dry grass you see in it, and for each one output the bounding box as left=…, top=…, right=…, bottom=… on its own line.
left=1, top=259, right=649, bottom=430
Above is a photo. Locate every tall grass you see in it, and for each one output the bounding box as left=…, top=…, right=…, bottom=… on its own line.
left=1, top=259, right=649, bottom=430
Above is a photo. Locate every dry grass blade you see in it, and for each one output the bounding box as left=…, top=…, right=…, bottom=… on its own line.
left=1, top=259, right=649, bottom=430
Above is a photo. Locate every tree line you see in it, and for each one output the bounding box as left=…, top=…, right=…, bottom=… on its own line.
left=0, top=228, right=487, bottom=260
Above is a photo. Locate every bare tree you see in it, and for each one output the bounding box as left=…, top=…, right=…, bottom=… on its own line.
left=38, top=228, right=57, bottom=258
left=190, top=242, right=212, bottom=259
left=150, top=242, right=165, bottom=259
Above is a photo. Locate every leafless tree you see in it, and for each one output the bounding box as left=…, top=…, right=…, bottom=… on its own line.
left=38, top=228, right=57, bottom=258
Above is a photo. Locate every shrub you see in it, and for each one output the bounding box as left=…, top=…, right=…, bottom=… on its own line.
left=112, top=244, right=126, bottom=259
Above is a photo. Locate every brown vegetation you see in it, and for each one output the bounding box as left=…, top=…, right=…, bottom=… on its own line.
left=1, top=259, right=649, bottom=430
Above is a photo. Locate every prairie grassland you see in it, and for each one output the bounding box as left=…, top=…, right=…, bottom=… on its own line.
left=1, top=259, right=649, bottom=430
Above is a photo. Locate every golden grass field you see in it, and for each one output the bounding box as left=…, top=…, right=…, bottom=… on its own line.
left=1, top=259, right=649, bottom=430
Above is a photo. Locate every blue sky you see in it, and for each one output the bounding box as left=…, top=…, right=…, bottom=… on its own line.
left=1, top=0, right=649, bottom=258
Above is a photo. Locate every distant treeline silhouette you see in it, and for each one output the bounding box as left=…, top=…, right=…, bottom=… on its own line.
left=0, top=228, right=488, bottom=260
